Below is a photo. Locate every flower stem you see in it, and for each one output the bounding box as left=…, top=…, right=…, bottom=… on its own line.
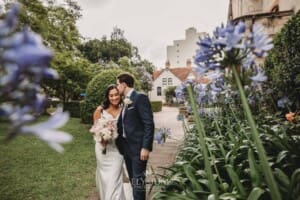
left=187, top=85, right=218, bottom=199
left=232, top=66, right=281, bottom=200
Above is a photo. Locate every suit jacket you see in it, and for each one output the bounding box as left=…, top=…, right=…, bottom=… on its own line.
left=116, top=90, right=154, bottom=156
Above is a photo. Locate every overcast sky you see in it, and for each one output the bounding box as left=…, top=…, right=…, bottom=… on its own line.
left=76, top=0, right=229, bottom=68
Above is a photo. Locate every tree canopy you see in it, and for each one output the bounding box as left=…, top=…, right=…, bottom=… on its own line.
left=78, top=27, right=134, bottom=64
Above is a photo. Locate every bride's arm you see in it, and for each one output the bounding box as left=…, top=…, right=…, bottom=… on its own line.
left=93, top=106, right=103, bottom=123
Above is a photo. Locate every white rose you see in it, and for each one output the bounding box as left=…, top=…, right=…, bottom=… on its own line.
left=123, top=97, right=132, bottom=106
left=101, top=128, right=112, bottom=141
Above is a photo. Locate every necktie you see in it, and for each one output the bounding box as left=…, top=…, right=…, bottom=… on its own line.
left=122, top=100, right=127, bottom=138
left=122, top=95, right=130, bottom=137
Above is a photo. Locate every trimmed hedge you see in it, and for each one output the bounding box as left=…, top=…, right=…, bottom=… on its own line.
left=81, top=69, right=125, bottom=124
left=49, top=100, right=62, bottom=108
left=63, top=101, right=80, bottom=118
left=151, top=101, right=162, bottom=112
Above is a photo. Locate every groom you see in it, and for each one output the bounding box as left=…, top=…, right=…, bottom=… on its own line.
left=116, top=73, right=154, bottom=200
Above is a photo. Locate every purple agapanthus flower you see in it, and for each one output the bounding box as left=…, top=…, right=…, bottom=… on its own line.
left=277, top=97, right=292, bottom=108
left=190, top=20, right=274, bottom=110
left=0, top=4, right=20, bottom=36
left=250, top=24, right=273, bottom=57
left=250, top=70, right=267, bottom=82
left=155, top=127, right=171, bottom=144
left=194, top=21, right=273, bottom=73
left=0, top=3, right=71, bottom=152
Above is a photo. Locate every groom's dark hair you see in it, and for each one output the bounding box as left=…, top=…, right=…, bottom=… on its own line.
left=117, top=73, right=134, bottom=87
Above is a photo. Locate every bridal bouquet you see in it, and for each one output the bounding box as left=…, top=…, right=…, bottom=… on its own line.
left=89, top=118, right=117, bottom=154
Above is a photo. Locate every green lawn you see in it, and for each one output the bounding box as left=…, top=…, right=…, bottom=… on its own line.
left=0, top=118, right=96, bottom=200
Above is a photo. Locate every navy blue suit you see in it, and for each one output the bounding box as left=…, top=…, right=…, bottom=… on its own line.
left=116, top=90, right=154, bottom=200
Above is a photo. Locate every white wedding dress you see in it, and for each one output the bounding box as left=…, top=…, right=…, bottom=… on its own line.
left=95, top=110, right=126, bottom=200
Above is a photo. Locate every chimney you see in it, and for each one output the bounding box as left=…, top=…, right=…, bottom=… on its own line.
left=186, top=59, right=192, bottom=68
left=165, top=60, right=171, bottom=69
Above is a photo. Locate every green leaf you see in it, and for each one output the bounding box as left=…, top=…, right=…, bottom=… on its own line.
left=225, top=165, right=247, bottom=197
left=183, top=165, right=203, bottom=191
left=219, top=192, right=240, bottom=199
left=276, top=150, right=289, bottom=163
left=208, top=194, right=217, bottom=200
left=274, top=168, right=290, bottom=188
left=248, top=149, right=262, bottom=187
left=247, top=187, right=264, bottom=200
left=289, top=168, right=300, bottom=199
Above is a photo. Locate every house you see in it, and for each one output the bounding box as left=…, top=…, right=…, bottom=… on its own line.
left=149, top=60, right=210, bottom=102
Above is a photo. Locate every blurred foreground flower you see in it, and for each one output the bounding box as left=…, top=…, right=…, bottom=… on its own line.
left=0, top=3, right=71, bottom=152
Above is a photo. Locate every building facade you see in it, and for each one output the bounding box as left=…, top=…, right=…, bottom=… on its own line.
left=228, top=0, right=300, bottom=37
left=167, top=27, right=206, bottom=67
left=150, top=61, right=195, bottom=102
left=150, top=60, right=210, bottom=102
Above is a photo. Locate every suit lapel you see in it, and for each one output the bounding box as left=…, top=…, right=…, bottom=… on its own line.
left=124, top=90, right=137, bottom=119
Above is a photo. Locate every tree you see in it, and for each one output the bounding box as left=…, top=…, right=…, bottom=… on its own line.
left=133, top=59, right=154, bottom=93
left=78, top=28, right=134, bottom=64
left=265, top=11, right=300, bottom=109
left=45, top=53, right=92, bottom=102
left=78, top=26, right=155, bottom=93
left=11, top=0, right=82, bottom=51
left=77, top=38, right=103, bottom=63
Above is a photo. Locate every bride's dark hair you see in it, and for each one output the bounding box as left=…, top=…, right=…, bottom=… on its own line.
left=102, top=84, right=121, bottom=109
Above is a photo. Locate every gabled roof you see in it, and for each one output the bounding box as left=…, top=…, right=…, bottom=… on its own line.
left=153, top=70, right=164, bottom=80
left=153, top=67, right=192, bottom=81
left=153, top=65, right=212, bottom=84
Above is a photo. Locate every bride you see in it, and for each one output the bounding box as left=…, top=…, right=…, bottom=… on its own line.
left=92, top=84, right=126, bottom=200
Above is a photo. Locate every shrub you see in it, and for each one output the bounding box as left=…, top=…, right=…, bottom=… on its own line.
left=164, top=86, right=176, bottom=105
left=151, top=101, right=162, bottom=112
left=63, top=101, right=81, bottom=118
left=80, top=100, right=88, bottom=123
left=81, top=69, right=125, bottom=124
left=265, top=10, right=300, bottom=110
left=49, top=100, right=62, bottom=108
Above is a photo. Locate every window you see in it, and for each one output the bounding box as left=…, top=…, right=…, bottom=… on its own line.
left=168, top=78, right=173, bottom=85
left=157, top=87, right=162, bottom=96
left=162, top=78, right=167, bottom=86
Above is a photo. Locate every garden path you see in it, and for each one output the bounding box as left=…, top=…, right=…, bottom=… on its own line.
left=145, top=106, right=184, bottom=199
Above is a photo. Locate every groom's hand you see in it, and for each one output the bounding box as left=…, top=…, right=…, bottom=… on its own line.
left=140, top=148, right=150, bottom=161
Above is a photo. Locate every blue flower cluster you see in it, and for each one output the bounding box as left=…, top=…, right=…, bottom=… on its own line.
left=194, top=22, right=273, bottom=73
left=155, top=127, right=171, bottom=144
left=0, top=4, right=72, bottom=152
left=175, top=21, right=274, bottom=111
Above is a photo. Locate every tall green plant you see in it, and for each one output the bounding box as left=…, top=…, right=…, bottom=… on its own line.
left=187, top=85, right=219, bottom=198
left=174, top=21, right=281, bottom=199
left=232, top=66, right=280, bottom=199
